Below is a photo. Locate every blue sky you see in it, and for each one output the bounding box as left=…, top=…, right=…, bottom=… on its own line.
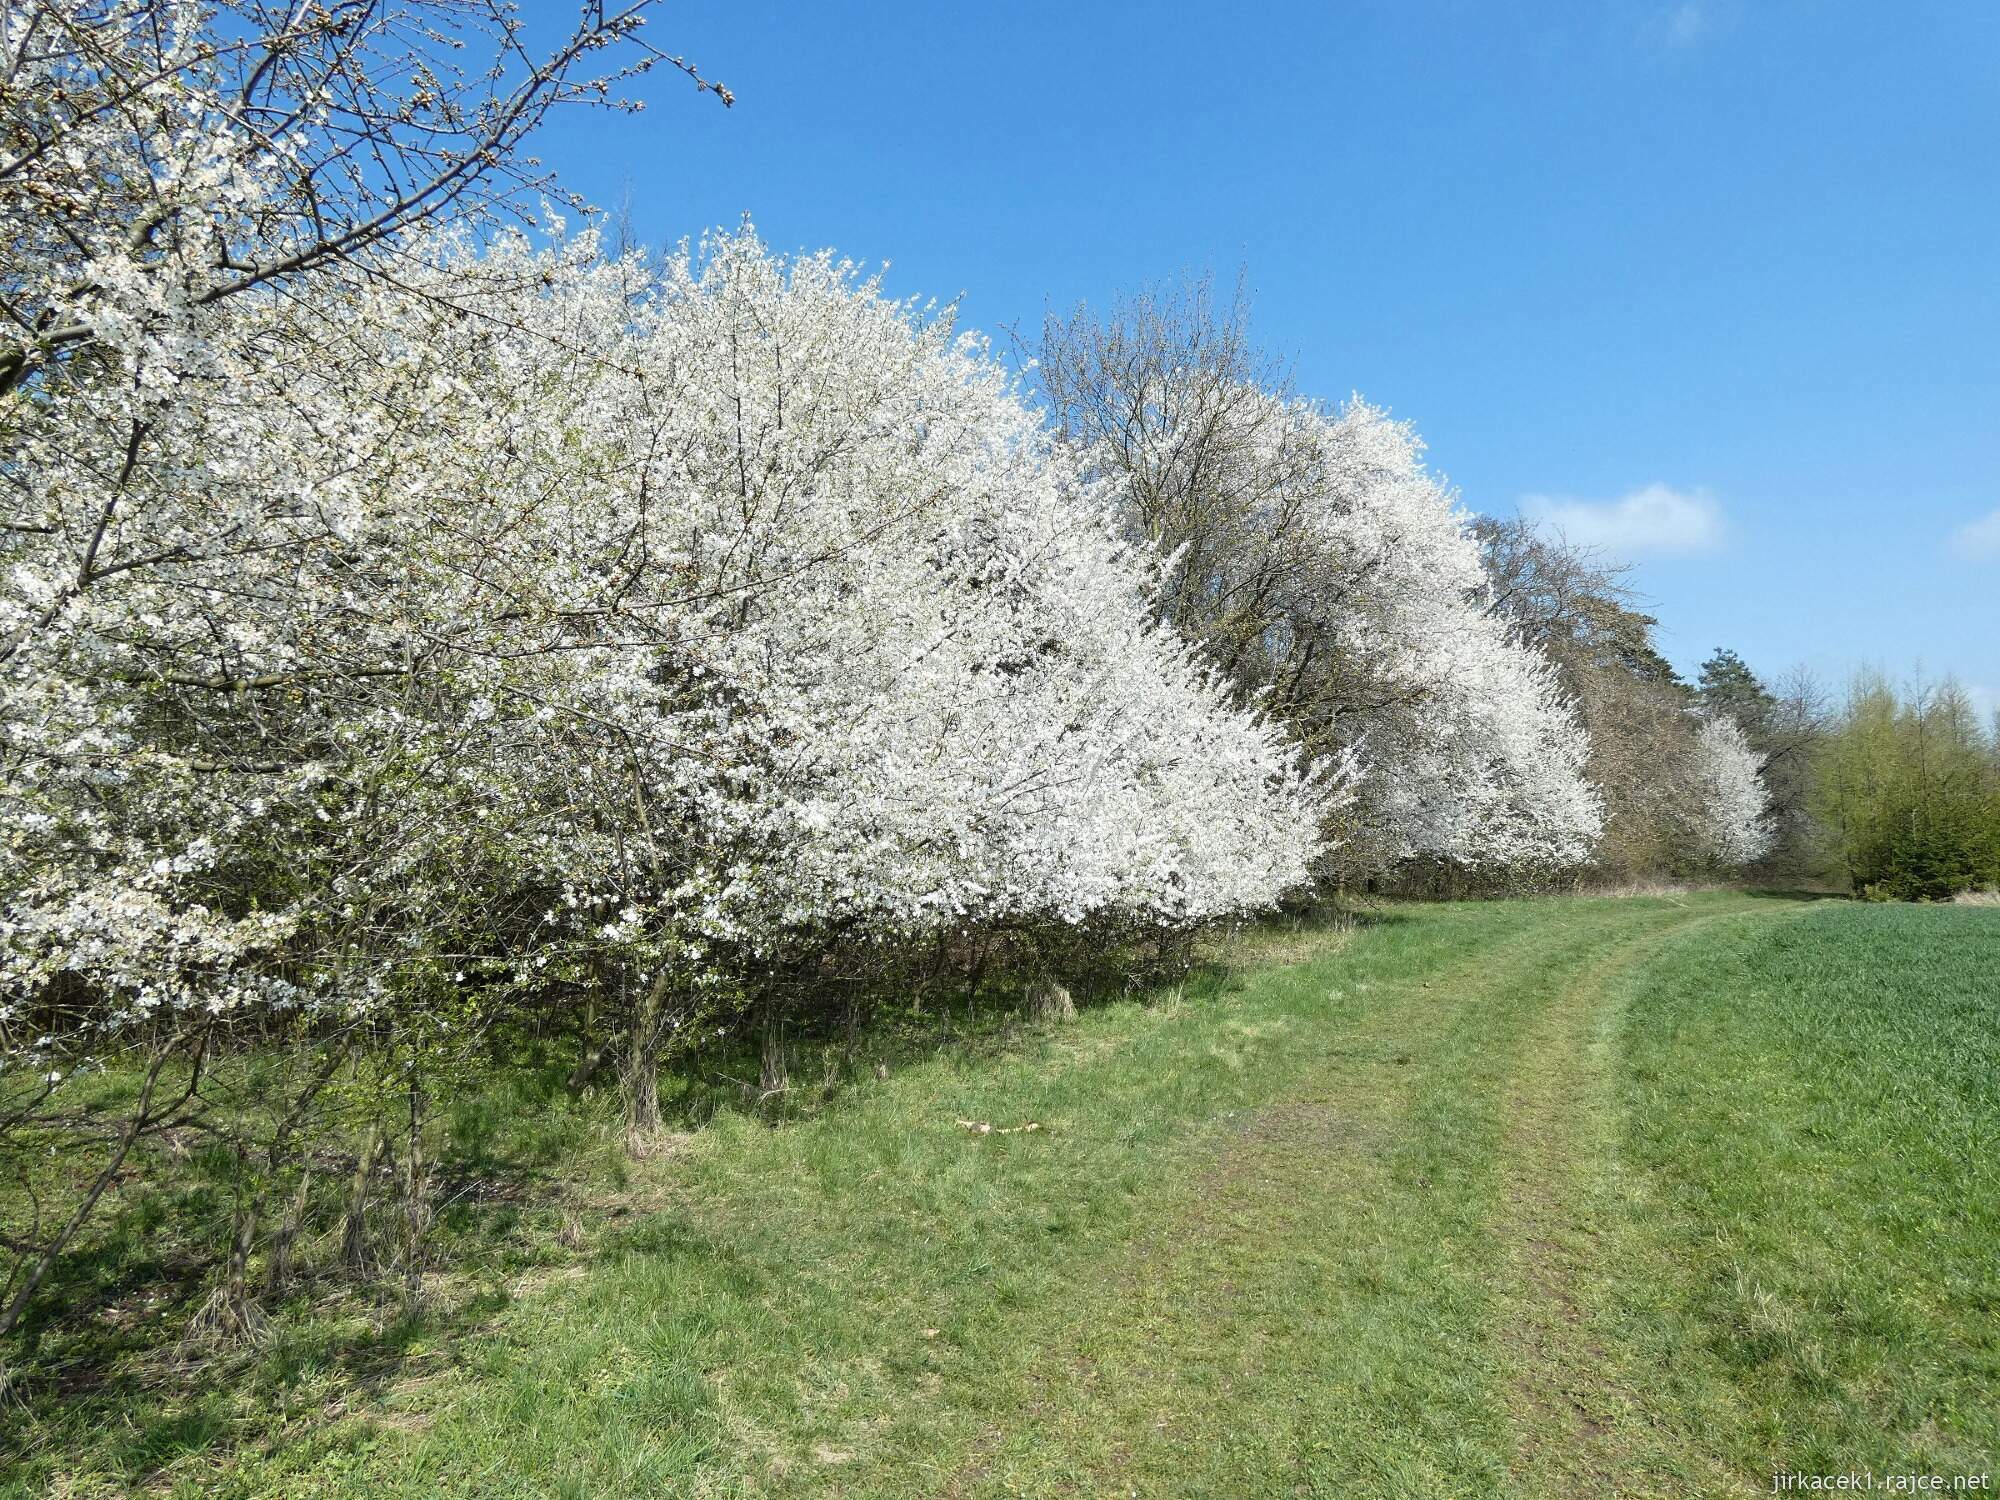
left=532, top=0, right=1998, bottom=712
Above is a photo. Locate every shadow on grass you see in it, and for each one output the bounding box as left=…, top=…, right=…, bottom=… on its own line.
left=653, top=915, right=1374, bottom=1131
left=1, top=1191, right=747, bottom=1496
left=1, top=908, right=1378, bottom=1490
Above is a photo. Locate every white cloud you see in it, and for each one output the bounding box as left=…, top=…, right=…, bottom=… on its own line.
left=1661, top=2, right=1711, bottom=46
left=1951, top=508, right=2000, bottom=561
left=1518, top=483, right=1725, bottom=559
left=1647, top=1, right=1733, bottom=50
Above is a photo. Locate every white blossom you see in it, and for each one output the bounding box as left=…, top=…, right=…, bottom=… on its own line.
left=2, top=221, right=1345, bottom=1055
left=1690, top=715, right=1773, bottom=867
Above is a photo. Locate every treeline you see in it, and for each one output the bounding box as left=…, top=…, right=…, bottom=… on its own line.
left=0, top=0, right=1925, bottom=1378
left=1030, top=280, right=1774, bottom=895
left=1473, top=504, right=1997, bottom=900
left=1475, top=516, right=1998, bottom=900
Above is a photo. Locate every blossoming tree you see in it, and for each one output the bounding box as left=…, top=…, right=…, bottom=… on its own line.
left=1037, top=283, right=1603, bottom=880
left=4, top=139, right=1342, bottom=1339
left=1690, top=715, right=1774, bottom=868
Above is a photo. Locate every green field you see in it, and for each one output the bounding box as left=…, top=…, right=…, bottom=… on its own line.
left=8, top=893, right=1998, bottom=1497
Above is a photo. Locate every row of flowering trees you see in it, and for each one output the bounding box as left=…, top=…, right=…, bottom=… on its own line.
left=2, top=217, right=1359, bottom=1338
left=6, top=220, right=1349, bottom=1069
left=1034, top=281, right=1775, bottom=886
left=0, top=1, right=1769, bottom=1355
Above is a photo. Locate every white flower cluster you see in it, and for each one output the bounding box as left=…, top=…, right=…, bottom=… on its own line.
left=1086, top=377, right=1604, bottom=876
left=1297, top=400, right=1604, bottom=873
left=2, top=1, right=311, bottom=388
left=2, top=223, right=1346, bottom=1050
left=1689, top=715, right=1774, bottom=867
left=0, top=0, right=1769, bottom=1076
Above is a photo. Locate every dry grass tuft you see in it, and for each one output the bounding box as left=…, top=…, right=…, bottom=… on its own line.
left=1582, top=878, right=1721, bottom=900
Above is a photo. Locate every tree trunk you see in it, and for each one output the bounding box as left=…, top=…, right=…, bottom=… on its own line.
left=400, top=1079, right=429, bottom=1305
left=566, top=969, right=614, bottom=1092
left=340, top=1125, right=385, bottom=1273
left=840, top=993, right=863, bottom=1078
left=221, top=1148, right=259, bottom=1330
left=964, top=938, right=989, bottom=1023
left=264, top=1166, right=313, bottom=1297
left=759, top=995, right=788, bottom=1102
left=623, top=970, right=671, bottom=1137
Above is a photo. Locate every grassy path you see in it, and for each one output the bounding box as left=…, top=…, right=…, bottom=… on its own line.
left=908, top=899, right=1723, bottom=1497
left=1487, top=904, right=1757, bottom=1498
left=23, top=893, right=1996, bottom=1498
left=889, top=898, right=1776, bottom=1498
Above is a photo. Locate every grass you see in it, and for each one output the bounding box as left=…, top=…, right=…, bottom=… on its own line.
left=5, top=892, right=1996, bottom=1497
left=1609, top=903, right=2000, bottom=1483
